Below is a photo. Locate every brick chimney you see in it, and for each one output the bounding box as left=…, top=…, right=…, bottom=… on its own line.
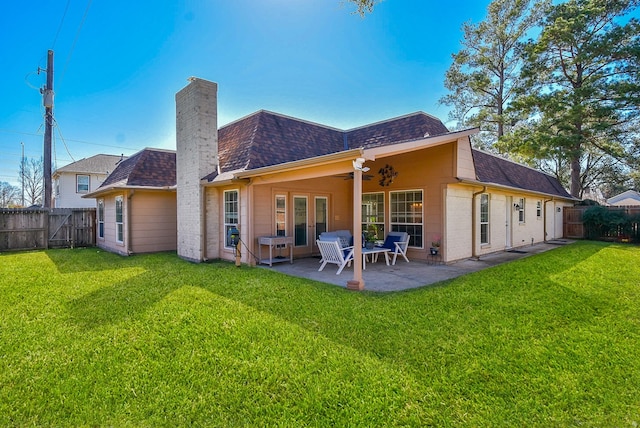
left=175, top=78, right=218, bottom=262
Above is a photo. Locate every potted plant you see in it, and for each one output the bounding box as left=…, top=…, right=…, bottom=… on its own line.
left=430, top=237, right=440, bottom=255
left=364, top=224, right=378, bottom=249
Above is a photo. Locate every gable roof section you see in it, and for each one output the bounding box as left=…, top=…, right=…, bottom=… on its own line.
left=100, top=148, right=176, bottom=189
left=346, top=112, right=449, bottom=149
left=607, top=189, right=640, bottom=205
left=53, top=154, right=125, bottom=176
left=472, top=149, right=572, bottom=199
left=217, top=110, right=345, bottom=173
left=207, top=110, right=449, bottom=181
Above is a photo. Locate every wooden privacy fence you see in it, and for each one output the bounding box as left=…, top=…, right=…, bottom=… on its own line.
left=563, top=205, right=640, bottom=242
left=0, top=208, right=96, bottom=251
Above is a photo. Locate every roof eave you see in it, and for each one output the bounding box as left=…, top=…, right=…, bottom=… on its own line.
left=363, top=127, right=479, bottom=159
left=83, top=184, right=176, bottom=198
left=456, top=177, right=577, bottom=201
left=232, top=148, right=364, bottom=180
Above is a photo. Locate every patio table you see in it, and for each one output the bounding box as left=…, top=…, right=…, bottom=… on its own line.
left=361, top=247, right=390, bottom=269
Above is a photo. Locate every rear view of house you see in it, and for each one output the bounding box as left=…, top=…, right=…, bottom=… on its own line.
left=174, top=78, right=574, bottom=277
left=87, top=77, right=575, bottom=289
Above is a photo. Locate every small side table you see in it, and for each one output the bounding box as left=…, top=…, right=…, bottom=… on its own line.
left=427, top=251, right=442, bottom=265
left=258, top=236, right=293, bottom=267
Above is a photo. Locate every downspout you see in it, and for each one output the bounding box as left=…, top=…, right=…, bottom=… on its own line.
left=199, top=184, right=206, bottom=262
left=202, top=185, right=207, bottom=261
left=245, top=178, right=254, bottom=266
left=471, top=186, right=486, bottom=259
left=543, top=197, right=554, bottom=242
left=127, top=190, right=135, bottom=255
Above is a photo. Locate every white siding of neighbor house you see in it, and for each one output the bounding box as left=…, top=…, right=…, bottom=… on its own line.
left=54, top=172, right=107, bottom=208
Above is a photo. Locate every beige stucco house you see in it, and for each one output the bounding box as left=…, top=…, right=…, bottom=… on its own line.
left=52, top=154, right=125, bottom=208
left=84, top=148, right=177, bottom=256
left=88, top=77, right=575, bottom=289
left=175, top=78, right=574, bottom=288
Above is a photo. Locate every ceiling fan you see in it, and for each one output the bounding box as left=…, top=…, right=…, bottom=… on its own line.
left=334, top=172, right=374, bottom=180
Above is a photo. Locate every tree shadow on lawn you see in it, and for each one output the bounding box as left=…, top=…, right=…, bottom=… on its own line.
left=45, top=247, right=145, bottom=274
left=200, top=242, right=611, bottom=368
left=66, top=267, right=180, bottom=330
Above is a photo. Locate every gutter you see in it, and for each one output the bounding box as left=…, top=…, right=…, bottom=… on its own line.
left=202, top=148, right=364, bottom=187
left=456, top=178, right=577, bottom=202
left=83, top=185, right=176, bottom=199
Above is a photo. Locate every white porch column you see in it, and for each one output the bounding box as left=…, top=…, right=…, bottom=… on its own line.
left=347, top=168, right=365, bottom=291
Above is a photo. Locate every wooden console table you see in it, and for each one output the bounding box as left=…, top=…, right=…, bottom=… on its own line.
left=258, top=236, right=294, bottom=266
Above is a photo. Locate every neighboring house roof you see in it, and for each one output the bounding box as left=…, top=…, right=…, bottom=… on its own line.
left=98, top=148, right=176, bottom=190
left=607, top=190, right=640, bottom=205
left=53, top=154, right=126, bottom=176
left=471, top=149, right=573, bottom=199
left=209, top=110, right=450, bottom=181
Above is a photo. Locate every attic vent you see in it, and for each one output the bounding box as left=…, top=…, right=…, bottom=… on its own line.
left=424, top=132, right=430, bottom=137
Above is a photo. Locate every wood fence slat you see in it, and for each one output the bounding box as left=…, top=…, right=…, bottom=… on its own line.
left=0, top=208, right=96, bottom=251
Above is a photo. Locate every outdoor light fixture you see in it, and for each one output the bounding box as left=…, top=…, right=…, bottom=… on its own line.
left=352, top=158, right=370, bottom=172
left=514, top=203, right=521, bottom=211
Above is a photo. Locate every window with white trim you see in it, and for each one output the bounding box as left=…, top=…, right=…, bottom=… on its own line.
left=275, top=195, right=286, bottom=237
left=98, top=199, right=105, bottom=239
left=480, top=193, right=489, bottom=245
left=518, top=197, right=525, bottom=223
left=77, top=174, right=89, bottom=193
left=536, top=201, right=542, bottom=218
left=115, top=196, right=124, bottom=244
left=362, top=192, right=385, bottom=239
left=390, top=190, right=423, bottom=248
left=224, top=190, right=239, bottom=248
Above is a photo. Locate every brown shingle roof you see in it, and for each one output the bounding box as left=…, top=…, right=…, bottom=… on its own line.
left=472, top=149, right=571, bottom=198
left=207, top=110, right=448, bottom=180
left=100, top=148, right=176, bottom=188
left=346, top=112, right=449, bottom=149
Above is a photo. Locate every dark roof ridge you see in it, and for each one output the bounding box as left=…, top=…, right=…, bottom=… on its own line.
left=345, top=111, right=442, bottom=133
left=220, top=109, right=344, bottom=133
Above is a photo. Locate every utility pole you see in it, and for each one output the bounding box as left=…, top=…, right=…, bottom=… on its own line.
left=20, top=141, right=25, bottom=207
left=41, top=49, right=54, bottom=209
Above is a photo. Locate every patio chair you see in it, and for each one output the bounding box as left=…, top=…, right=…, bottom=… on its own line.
left=317, top=230, right=352, bottom=263
left=316, top=238, right=354, bottom=275
left=377, top=232, right=410, bottom=265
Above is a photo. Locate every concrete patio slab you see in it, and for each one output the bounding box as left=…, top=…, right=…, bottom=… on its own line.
left=259, top=240, right=573, bottom=292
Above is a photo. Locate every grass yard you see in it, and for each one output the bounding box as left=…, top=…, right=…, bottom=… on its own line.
left=1, top=241, right=639, bottom=426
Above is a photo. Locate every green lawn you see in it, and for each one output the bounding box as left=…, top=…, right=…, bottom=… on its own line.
left=1, top=241, right=639, bottom=426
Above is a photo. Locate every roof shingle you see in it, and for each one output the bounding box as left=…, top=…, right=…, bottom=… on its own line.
left=471, top=149, right=571, bottom=199
left=100, top=149, right=176, bottom=188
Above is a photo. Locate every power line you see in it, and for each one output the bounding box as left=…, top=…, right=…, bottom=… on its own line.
left=51, top=0, right=71, bottom=49
left=53, top=118, right=76, bottom=163
left=60, top=0, right=93, bottom=85
left=0, top=128, right=139, bottom=152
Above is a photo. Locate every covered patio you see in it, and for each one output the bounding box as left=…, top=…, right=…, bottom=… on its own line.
left=259, top=240, right=571, bottom=292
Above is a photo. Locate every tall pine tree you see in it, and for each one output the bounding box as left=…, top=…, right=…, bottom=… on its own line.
left=499, top=0, right=640, bottom=198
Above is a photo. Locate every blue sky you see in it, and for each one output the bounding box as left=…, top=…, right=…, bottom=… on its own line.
left=0, top=0, right=490, bottom=186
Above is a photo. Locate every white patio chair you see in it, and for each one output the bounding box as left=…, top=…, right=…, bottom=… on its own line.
left=377, top=232, right=410, bottom=265
left=316, top=239, right=354, bottom=275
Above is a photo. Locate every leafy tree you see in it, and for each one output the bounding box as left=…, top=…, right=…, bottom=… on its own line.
left=0, top=182, right=19, bottom=208
left=345, top=0, right=377, bottom=16
left=440, top=0, right=549, bottom=149
left=499, top=0, right=640, bottom=198
left=20, top=156, right=43, bottom=207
